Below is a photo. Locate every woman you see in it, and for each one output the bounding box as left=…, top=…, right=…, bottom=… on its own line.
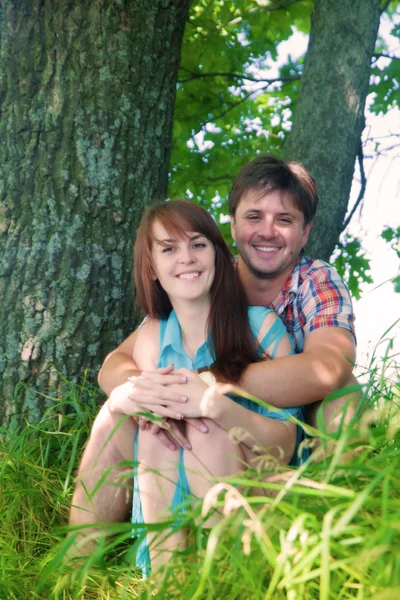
left=107, top=200, right=305, bottom=575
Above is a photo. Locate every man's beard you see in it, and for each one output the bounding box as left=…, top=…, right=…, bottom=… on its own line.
left=239, top=252, right=279, bottom=280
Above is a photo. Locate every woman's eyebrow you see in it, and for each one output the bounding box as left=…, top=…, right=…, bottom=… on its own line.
left=154, top=237, right=176, bottom=245
left=188, top=233, right=205, bottom=241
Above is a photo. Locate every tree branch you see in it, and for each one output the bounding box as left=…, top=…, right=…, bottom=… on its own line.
left=341, top=142, right=367, bottom=232
left=373, top=51, right=400, bottom=62
left=178, top=70, right=299, bottom=85
left=380, top=0, right=393, bottom=14
left=259, top=0, right=304, bottom=11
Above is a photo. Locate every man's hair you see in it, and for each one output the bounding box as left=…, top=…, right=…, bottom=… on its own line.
left=228, top=155, right=319, bottom=225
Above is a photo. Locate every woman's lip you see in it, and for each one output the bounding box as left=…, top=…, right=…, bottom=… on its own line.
left=176, top=271, right=202, bottom=279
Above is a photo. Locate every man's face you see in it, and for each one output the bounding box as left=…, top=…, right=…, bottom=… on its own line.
left=231, top=189, right=312, bottom=280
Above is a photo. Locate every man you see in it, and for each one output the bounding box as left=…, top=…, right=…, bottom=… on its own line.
left=69, top=155, right=358, bottom=535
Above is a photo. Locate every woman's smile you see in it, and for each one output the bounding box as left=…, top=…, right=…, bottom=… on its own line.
left=151, top=220, right=216, bottom=304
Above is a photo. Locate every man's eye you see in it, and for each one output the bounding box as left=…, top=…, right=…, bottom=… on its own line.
left=247, top=215, right=260, bottom=221
left=278, top=218, right=292, bottom=224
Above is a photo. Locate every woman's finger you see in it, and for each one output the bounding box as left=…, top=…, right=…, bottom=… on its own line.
left=165, top=420, right=192, bottom=450
left=134, top=402, right=184, bottom=421
left=129, top=385, right=188, bottom=404
left=185, top=417, right=209, bottom=434
left=140, top=371, right=188, bottom=385
left=149, top=427, right=179, bottom=452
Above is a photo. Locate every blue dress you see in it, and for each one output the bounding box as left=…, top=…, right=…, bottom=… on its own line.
left=132, top=307, right=306, bottom=575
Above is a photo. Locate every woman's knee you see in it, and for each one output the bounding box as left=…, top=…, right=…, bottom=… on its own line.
left=138, top=429, right=180, bottom=470
left=187, top=418, right=230, bottom=452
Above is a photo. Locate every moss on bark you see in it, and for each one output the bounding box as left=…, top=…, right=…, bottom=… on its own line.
left=0, top=0, right=190, bottom=422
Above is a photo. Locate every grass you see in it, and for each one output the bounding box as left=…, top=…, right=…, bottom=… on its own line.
left=0, top=353, right=399, bottom=599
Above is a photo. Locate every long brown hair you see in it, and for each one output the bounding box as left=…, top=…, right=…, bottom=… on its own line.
left=133, top=200, right=263, bottom=381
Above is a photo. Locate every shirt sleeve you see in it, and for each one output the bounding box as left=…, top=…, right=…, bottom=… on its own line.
left=298, top=263, right=356, bottom=342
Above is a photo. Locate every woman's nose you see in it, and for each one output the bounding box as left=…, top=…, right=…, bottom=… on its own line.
left=177, top=246, right=195, bottom=263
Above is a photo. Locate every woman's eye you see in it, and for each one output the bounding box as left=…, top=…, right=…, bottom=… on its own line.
left=193, top=242, right=206, bottom=249
left=162, top=246, right=174, bottom=253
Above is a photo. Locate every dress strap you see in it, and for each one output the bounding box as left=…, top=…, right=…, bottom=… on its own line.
left=259, top=316, right=288, bottom=359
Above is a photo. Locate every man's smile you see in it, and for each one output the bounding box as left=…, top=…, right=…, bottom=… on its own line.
left=253, top=245, right=280, bottom=253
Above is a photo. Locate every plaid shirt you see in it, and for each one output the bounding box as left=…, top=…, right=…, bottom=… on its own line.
left=270, top=254, right=356, bottom=354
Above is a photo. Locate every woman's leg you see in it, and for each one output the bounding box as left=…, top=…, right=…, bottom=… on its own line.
left=68, top=402, right=134, bottom=557
left=184, top=418, right=249, bottom=527
left=136, top=426, right=187, bottom=572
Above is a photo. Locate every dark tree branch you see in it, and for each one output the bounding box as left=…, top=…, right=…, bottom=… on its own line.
left=178, top=70, right=299, bottom=85
left=342, top=142, right=367, bottom=232
left=380, top=0, right=393, bottom=14
left=199, top=90, right=254, bottom=126
left=373, top=51, right=400, bottom=61
left=178, top=74, right=298, bottom=126
left=259, top=0, right=304, bottom=11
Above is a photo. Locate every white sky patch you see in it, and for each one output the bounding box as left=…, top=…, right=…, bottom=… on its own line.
left=220, top=213, right=231, bottom=224
left=347, top=107, right=400, bottom=374
left=187, top=130, right=215, bottom=151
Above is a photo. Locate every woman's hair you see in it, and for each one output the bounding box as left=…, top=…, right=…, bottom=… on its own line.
left=133, top=199, right=264, bottom=381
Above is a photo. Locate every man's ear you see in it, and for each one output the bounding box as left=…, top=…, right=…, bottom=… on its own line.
left=301, top=221, right=312, bottom=247
left=230, top=216, right=236, bottom=242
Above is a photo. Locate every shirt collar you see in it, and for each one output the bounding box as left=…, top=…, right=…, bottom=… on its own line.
left=271, top=253, right=303, bottom=312
left=160, top=310, right=185, bottom=356
left=160, top=309, right=214, bottom=365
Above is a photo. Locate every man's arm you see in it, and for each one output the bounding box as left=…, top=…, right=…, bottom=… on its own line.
left=239, top=327, right=356, bottom=407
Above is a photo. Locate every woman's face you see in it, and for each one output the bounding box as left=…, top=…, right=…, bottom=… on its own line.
left=151, top=220, right=216, bottom=306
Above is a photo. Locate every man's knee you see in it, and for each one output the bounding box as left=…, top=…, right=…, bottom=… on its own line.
left=306, top=374, right=361, bottom=431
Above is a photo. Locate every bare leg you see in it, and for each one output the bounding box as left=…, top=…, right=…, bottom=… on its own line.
left=69, top=402, right=134, bottom=554
left=184, top=419, right=247, bottom=527
left=136, top=424, right=186, bottom=571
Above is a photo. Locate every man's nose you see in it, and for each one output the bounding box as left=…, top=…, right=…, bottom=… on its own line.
left=258, top=218, right=277, bottom=238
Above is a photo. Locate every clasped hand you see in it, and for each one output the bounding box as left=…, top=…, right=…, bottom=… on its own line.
left=108, top=365, right=211, bottom=451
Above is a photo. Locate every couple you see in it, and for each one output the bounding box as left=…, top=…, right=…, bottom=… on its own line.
left=69, top=155, right=357, bottom=573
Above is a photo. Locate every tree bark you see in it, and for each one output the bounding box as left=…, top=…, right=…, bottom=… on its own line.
left=0, top=0, right=190, bottom=423
left=284, top=0, right=381, bottom=261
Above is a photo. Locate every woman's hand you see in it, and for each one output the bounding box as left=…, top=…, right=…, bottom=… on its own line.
left=128, top=374, right=190, bottom=420
left=135, top=367, right=211, bottom=419
left=108, top=380, right=138, bottom=415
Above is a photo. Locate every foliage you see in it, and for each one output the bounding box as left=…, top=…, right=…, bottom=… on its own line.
left=169, top=0, right=399, bottom=290
left=170, top=0, right=312, bottom=215
left=1, top=351, right=400, bottom=599
left=332, top=235, right=373, bottom=299
left=381, top=225, right=400, bottom=291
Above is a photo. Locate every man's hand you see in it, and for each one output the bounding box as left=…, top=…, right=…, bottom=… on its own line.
left=144, top=417, right=209, bottom=451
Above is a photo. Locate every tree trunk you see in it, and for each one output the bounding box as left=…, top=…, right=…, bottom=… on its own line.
left=284, top=0, right=381, bottom=261
left=0, top=0, right=190, bottom=423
